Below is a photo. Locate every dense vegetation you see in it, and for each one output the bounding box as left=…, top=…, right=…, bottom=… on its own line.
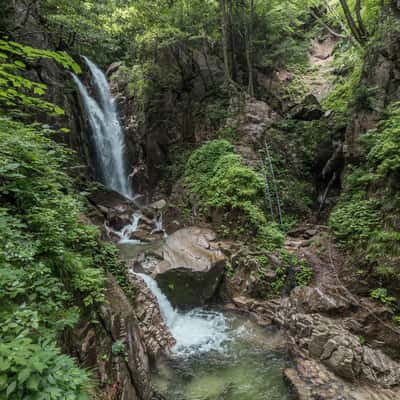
left=330, top=102, right=400, bottom=310
left=184, top=139, right=284, bottom=249
left=0, top=41, right=118, bottom=399
left=1, top=0, right=400, bottom=397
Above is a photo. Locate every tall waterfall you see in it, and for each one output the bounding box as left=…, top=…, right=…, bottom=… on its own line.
left=72, top=57, right=132, bottom=198
left=135, top=272, right=229, bottom=356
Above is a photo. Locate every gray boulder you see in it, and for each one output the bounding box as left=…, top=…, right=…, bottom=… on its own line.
left=153, top=227, right=226, bottom=308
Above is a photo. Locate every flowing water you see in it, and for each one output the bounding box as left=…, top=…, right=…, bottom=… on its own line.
left=72, top=58, right=132, bottom=198
left=110, top=212, right=142, bottom=245
left=75, top=56, right=292, bottom=400
left=136, top=273, right=229, bottom=356
left=134, top=272, right=293, bottom=400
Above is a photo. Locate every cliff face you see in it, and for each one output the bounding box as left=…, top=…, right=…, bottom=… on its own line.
left=5, top=1, right=95, bottom=177
left=345, top=20, right=400, bottom=160
left=108, top=44, right=226, bottom=197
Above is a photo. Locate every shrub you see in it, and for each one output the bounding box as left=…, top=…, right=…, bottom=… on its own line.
left=295, top=260, right=314, bottom=287
left=0, top=117, right=124, bottom=398
left=0, top=339, right=92, bottom=400
left=330, top=102, right=400, bottom=298
left=185, top=139, right=283, bottom=249
left=365, top=102, right=400, bottom=178
left=329, top=200, right=382, bottom=248
left=185, top=139, right=234, bottom=196
left=369, top=288, right=396, bottom=308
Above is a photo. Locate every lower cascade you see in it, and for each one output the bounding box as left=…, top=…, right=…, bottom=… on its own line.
left=135, top=272, right=229, bottom=356
left=132, top=271, right=293, bottom=399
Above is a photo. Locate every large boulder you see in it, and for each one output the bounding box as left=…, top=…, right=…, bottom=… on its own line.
left=153, top=227, right=226, bottom=308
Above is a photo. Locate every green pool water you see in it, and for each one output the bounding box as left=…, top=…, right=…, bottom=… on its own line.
left=152, top=313, right=294, bottom=400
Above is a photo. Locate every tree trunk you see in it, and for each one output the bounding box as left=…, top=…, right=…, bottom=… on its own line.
left=355, top=0, right=368, bottom=38
left=246, top=0, right=255, bottom=97
left=339, top=0, right=365, bottom=44
left=219, top=0, right=231, bottom=82
left=227, top=0, right=236, bottom=81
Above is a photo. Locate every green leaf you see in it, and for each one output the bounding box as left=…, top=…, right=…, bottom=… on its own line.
left=26, top=374, right=40, bottom=391
left=18, top=368, right=31, bottom=384
left=6, top=381, right=17, bottom=397
left=0, top=374, right=7, bottom=388
left=0, top=358, right=10, bottom=372
left=14, top=60, right=26, bottom=69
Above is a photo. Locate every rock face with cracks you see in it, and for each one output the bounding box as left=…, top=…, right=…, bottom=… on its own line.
left=280, top=286, right=400, bottom=392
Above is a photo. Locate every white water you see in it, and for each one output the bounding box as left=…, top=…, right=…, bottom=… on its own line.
left=136, top=272, right=229, bottom=357
left=72, top=57, right=132, bottom=198
left=106, top=212, right=142, bottom=244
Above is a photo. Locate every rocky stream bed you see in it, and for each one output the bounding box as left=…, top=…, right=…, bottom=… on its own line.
left=84, top=190, right=400, bottom=400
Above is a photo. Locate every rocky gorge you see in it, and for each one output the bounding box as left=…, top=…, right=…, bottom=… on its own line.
left=2, top=1, right=400, bottom=400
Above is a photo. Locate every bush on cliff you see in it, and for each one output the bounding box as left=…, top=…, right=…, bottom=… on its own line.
left=184, top=139, right=284, bottom=249
left=330, top=102, right=400, bottom=306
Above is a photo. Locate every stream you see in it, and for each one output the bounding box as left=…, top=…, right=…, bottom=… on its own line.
left=133, top=266, right=293, bottom=400
left=132, top=253, right=293, bottom=400
left=152, top=312, right=293, bottom=400
left=75, top=59, right=294, bottom=400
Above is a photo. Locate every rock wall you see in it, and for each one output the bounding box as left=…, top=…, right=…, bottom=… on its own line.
left=68, top=276, right=152, bottom=400
left=5, top=1, right=96, bottom=179
left=345, top=20, right=400, bottom=161
left=108, top=44, right=225, bottom=196
left=68, top=274, right=174, bottom=400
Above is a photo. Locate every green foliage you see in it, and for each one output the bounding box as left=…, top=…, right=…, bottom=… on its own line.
left=295, top=260, right=314, bottom=287
left=323, top=44, right=363, bottom=114
left=111, top=340, right=126, bottom=356
left=369, top=288, right=396, bottom=307
left=185, top=139, right=235, bottom=196
left=0, top=117, right=126, bottom=398
left=270, top=264, right=288, bottom=295
left=42, top=0, right=118, bottom=65
left=185, top=139, right=284, bottom=249
left=0, top=39, right=80, bottom=116
left=0, top=339, right=91, bottom=400
left=330, top=102, right=400, bottom=301
left=330, top=199, right=382, bottom=247
left=351, top=85, right=378, bottom=111
left=365, top=102, right=400, bottom=178
left=206, top=153, right=265, bottom=225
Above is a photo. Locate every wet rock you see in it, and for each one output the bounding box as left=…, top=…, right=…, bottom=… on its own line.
left=304, top=229, right=318, bottom=239
left=130, top=229, right=164, bottom=243
left=289, top=286, right=352, bottom=315
left=141, top=199, right=167, bottom=219
left=106, top=61, right=122, bottom=77
left=70, top=275, right=153, bottom=400
left=231, top=296, right=278, bottom=326
left=89, top=188, right=136, bottom=229
left=128, top=274, right=175, bottom=358
left=281, top=290, right=400, bottom=389
left=153, top=227, right=226, bottom=308
left=291, top=94, right=323, bottom=121
left=284, top=368, right=312, bottom=400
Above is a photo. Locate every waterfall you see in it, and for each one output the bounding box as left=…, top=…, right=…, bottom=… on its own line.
left=105, top=212, right=142, bottom=244
left=135, top=272, right=229, bottom=357
left=72, top=58, right=132, bottom=198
